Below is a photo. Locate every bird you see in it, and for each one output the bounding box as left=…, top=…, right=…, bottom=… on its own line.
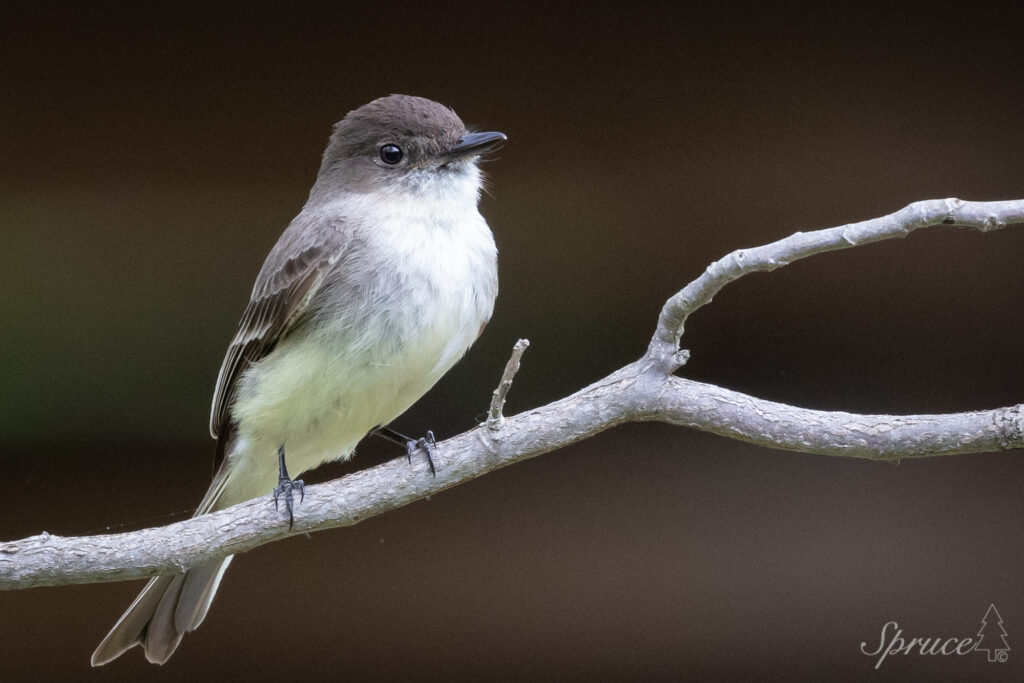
left=91, top=94, right=505, bottom=665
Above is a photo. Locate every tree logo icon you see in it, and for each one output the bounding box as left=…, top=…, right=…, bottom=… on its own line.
left=975, top=604, right=1010, bottom=663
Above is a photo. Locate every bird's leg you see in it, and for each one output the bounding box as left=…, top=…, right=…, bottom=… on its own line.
left=407, top=430, right=437, bottom=476
left=272, top=445, right=304, bottom=530
left=372, top=426, right=437, bottom=476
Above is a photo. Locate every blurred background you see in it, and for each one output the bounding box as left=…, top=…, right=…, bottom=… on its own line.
left=2, top=3, right=1022, bottom=681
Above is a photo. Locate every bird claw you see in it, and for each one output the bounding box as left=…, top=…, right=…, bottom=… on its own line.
left=405, top=430, right=437, bottom=476
left=272, top=445, right=304, bottom=530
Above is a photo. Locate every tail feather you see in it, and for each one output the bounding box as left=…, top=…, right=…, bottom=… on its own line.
left=94, top=433, right=239, bottom=666
left=176, top=557, right=234, bottom=634
left=90, top=557, right=233, bottom=666
left=90, top=574, right=176, bottom=666
left=144, top=574, right=187, bottom=664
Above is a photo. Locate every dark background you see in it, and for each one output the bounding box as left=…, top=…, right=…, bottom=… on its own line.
left=3, top=3, right=1022, bottom=681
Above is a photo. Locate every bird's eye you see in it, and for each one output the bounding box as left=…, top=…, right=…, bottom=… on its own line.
left=379, top=144, right=403, bottom=165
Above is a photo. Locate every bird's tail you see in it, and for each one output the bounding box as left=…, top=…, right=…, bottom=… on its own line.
left=92, top=428, right=241, bottom=666
left=90, top=555, right=234, bottom=665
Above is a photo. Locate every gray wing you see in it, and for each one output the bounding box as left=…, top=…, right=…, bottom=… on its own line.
left=209, top=215, right=350, bottom=439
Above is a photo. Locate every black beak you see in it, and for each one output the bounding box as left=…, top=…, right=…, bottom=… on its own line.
left=446, top=131, right=507, bottom=158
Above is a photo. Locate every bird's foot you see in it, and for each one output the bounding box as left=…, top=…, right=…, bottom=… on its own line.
left=372, top=427, right=439, bottom=476
left=405, top=430, right=437, bottom=476
left=272, top=445, right=304, bottom=530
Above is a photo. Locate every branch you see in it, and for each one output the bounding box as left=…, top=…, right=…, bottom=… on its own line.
left=3, top=198, right=1022, bottom=590
left=647, top=198, right=1024, bottom=371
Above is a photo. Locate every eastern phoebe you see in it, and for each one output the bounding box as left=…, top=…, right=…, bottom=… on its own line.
left=91, top=94, right=505, bottom=665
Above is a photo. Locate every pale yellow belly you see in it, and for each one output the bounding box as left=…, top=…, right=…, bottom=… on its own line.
left=214, top=306, right=480, bottom=509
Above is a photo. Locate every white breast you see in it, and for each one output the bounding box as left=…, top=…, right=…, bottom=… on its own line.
left=218, top=168, right=497, bottom=508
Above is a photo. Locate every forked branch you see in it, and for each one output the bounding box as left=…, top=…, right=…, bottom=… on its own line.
left=2, top=198, right=1021, bottom=590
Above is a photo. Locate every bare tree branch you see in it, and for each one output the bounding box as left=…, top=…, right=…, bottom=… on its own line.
left=647, top=198, right=1024, bottom=371
left=2, top=197, right=1022, bottom=591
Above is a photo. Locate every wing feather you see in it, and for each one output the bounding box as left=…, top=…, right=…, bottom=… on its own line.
left=208, top=217, right=349, bottom=439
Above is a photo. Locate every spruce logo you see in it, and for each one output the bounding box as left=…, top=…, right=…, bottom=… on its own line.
left=975, top=604, right=1010, bottom=663
left=860, top=603, right=1009, bottom=669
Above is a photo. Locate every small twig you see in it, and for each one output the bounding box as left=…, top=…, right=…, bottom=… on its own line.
left=487, top=339, right=530, bottom=429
